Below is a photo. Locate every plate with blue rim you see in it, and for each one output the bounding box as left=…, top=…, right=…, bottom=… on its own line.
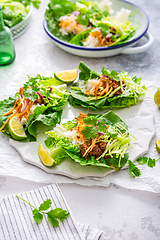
left=43, top=0, right=153, bottom=58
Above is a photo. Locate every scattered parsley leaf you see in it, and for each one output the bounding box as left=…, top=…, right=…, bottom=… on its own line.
left=128, top=156, right=160, bottom=177
left=136, top=156, right=148, bottom=165
left=47, top=208, right=69, bottom=227
left=32, top=209, right=43, bottom=224
left=147, top=157, right=156, bottom=168
left=16, top=195, right=69, bottom=227
left=38, top=199, right=52, bottom=211
left=128, top=160, right=141, bottom=178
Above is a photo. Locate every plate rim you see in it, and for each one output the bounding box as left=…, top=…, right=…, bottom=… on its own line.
left=43, top=0, right=149, bottom=51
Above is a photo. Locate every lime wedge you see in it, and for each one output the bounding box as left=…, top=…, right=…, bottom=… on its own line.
left=154, top=87, right=160, bottom=107
left=156, top=139, right=160, bottom=154
left=9, top=116, right=27, bottom=141
left=54, top=69, right=77, bottom=84
left=38, top=143, right=56, bottom=167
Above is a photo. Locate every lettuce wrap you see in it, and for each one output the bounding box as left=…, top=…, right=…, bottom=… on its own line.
left=45, top=110, right=134, bottom=172
left=68, top=62, right=148, bottom=110
left=0, top=75, right=69, bottom=141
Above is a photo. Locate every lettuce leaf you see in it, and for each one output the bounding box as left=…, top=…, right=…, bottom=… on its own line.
left=70, top=20, right=136, bottom=47
left=65, top=150, right=128, bottom=169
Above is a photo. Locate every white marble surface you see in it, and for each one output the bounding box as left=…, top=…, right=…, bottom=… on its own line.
left=0, top=175, right=160, bottom=240
left=0, top=0, right=160, bottom=239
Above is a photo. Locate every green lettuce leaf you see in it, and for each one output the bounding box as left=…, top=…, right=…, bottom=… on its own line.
left=65, top=150, right=128, bottom=170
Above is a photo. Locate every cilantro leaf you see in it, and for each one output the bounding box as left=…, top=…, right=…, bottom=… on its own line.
left=23, top=87, right=38, bottom=101
left=16, top=196, right=69, bottom=227
left=83, top=118, right=107, bottom=139
left=47, top=208, right=70, bottom=227
left=147, top=157, right=156, bottom=168
left=38, top=199, right=52, bottom=211
left=128, top=160, right=141, bottom=178
left=136, top=156, right=148, bottom=165
left=101, top=68, right=120, bottom=81
left=83, top=116, right=97, bottom=125
left=32, top=209, right=43, bottom=224
left=96, top=121, right=107, bottom=133
left=48, top=215, right=59, bottom=227
left=82, top=125, right=98, bottom=139
left=128, top=156, right=160, bottom=178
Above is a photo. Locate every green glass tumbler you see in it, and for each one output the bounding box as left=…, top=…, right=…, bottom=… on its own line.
left=0, top=6, right=15, bottom=66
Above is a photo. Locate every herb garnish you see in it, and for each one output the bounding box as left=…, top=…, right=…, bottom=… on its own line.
left=128, top=156, right=160, bottom=177
left=16, top=195, right=69, bottom=227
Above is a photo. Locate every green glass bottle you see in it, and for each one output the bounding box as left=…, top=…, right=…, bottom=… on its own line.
left=0, top=6, right=15, bottom=66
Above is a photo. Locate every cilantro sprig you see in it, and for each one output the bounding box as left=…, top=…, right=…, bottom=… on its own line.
left=128, top=156, right=160, bottom=178
left=16, top=195, right=69, bottom=227
left=82, top=116, right=107, bottom=139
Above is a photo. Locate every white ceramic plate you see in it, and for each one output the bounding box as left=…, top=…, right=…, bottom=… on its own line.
left=10, top=101, right=155, bottom=179
left=43, top=0, right=154, bottom=57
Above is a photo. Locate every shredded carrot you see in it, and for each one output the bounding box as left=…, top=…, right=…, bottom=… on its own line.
left=87, top=29, right=116, bottom=47
left=71, top=110, right=90, bottom=143
left=0, top=109, right=20, bottom=132
left=3, top=99, right=19, bottom=116
left=17, top=100, right=33, bottom=120
left=59, top=16, right=84, bottom=34
left=0, top=87, right=35, bottom=132
left=84, top=75, right=123, bottom=97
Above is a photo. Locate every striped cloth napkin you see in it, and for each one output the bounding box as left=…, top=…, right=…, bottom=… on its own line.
left=0, top=184, right=102, bottom=240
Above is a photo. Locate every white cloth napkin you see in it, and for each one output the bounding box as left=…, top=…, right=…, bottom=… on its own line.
left=0, top=184, right=102, bottom=240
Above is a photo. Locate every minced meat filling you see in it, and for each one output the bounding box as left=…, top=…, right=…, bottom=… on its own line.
left=80, top=141, right=109, bottom=160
